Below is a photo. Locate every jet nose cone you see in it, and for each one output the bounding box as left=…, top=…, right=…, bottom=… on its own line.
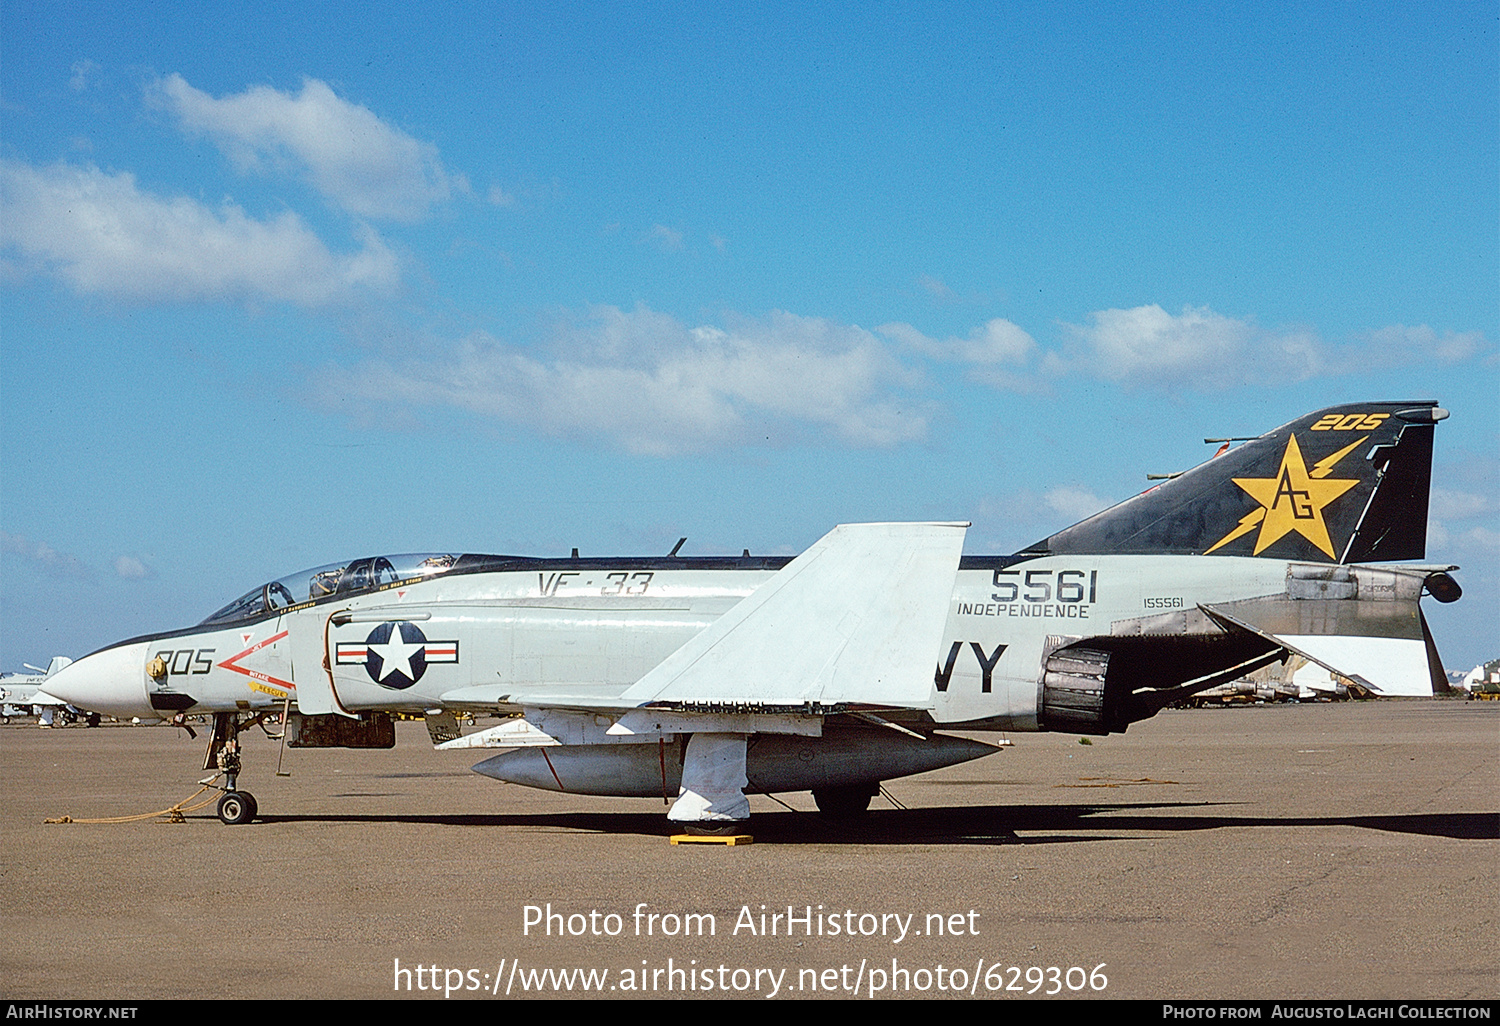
left=43, top=642, right=154, bottom=719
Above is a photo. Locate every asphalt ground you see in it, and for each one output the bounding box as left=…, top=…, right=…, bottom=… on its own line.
left=1, top=699, right=1495, bottom=1001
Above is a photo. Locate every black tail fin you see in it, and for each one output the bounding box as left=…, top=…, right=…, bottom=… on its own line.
left=1030, top=402, right=1446, bottom=563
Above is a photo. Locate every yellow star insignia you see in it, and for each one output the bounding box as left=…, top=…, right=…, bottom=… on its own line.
left=1204, top=435, right=1361, bottom=558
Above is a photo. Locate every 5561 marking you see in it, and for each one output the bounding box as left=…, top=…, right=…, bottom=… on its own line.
left=992, top=569, right=1097, bottom=604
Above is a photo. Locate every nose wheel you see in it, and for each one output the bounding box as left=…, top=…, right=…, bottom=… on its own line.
left=812, top=783, right=878, bottom=818
left=216, top=790, right=258, bottom=825
left=206, top=711, right=259, bottom=825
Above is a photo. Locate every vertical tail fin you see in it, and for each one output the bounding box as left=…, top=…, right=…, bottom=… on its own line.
left=1031, top=402, right=1447, bottom=563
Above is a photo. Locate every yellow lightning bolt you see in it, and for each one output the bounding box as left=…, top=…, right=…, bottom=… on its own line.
left=1203, top=507, right=1266, bottom=555
left=1203, top=434, right=1361, bottom=558
left=1309, top=435, right=1367, bottom=479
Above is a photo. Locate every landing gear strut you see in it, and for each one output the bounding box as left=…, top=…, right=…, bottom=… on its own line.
left=667, top=733, right=751, bottom=835
left=206, top=712, right=257, bottom=825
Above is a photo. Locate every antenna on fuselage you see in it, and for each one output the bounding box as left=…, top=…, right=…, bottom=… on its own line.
left=668, top=537, right=687, bottom=557
left=1148, top=435, right=1257, bottom=479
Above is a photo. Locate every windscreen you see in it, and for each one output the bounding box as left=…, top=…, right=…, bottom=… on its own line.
left=200, top=553, right=457, bottom=625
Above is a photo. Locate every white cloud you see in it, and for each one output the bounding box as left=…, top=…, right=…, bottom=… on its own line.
left=877, top=307, right=1486, bottom=396
left=880, top=318, right=1046, bottom=392
left=69, top=60, right=99, bottom=92
left=114, top=556, right=150, bottom=579
left=964, top=489, right=1100, bottom=554
left=647, top=225, right=685, bottom=251
left=1460, top=526, right=1500, bottom=552
left=918, top=274, right=957, bottom=302
left=1430, top=487, right=1498, bottom=521
left=1, top=531, right=93, bottom=581
left=880, top=318, right=1036, bottom=366
left=1058, top=304, right=1325, bottom=388
left=1043, top=486, right=1107, bottom=522
left=1358, top=324, right=1485, bottom=366
left=320, top=306, right=929, bottom=455
left=1427, top=477, right=1500, bottom=561
left=153, top=74, right=464, bottom=221
left=1055, top=305, right=1488, bottom=390
left=0, top=159, right=399, bottom=305
left=1429, top=519, right=1500, bottom=556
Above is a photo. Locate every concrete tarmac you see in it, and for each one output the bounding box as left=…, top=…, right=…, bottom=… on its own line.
left=2, top=700, right=1495, bottom=1000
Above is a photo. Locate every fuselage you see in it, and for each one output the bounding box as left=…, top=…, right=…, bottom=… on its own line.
left=46, top=402, right=1455, bottom=738
left=46, top=549, right=1298, bottom=732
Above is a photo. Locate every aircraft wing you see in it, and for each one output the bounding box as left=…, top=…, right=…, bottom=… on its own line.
left=619, top=520, right=967, bottom=710
left=438, top=521, right=967, bottom=746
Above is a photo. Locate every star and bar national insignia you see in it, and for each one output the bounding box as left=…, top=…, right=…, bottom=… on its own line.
left=1204, top=434, right=1365, bottom=559
left=335, top=621, right=458, bottom=690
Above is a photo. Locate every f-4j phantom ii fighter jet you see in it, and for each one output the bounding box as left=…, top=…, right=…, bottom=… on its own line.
left=45, top=401, right=1461, bottom=832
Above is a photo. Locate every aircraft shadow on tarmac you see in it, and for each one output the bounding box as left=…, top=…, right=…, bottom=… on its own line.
left=239, top=802, right=1499, bottom=844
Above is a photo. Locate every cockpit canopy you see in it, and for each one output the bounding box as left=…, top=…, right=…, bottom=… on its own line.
left=201, top=554, right=457, bottom=626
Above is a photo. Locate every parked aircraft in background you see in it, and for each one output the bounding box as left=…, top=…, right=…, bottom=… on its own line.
left=0, top=657, right=96, bottom=726
left=1175, top=656, right=1356, bottom=706
left=0, top=664, right=54, bottom=724
left=43, top=402, right=1460, bottom=832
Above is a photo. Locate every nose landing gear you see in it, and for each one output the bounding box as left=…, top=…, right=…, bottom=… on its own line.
left=206, top=712, right=258, bottom=825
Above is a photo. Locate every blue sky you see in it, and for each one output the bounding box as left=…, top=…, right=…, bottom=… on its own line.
left=2, top=1, right=1496, bottom=672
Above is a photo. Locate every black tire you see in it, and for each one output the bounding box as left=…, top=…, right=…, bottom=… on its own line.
left=813, top=785, right=875, bottom=818
left=217, top=791, right=255, bottom=825
left=681, top=820, right=743, bottom=836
